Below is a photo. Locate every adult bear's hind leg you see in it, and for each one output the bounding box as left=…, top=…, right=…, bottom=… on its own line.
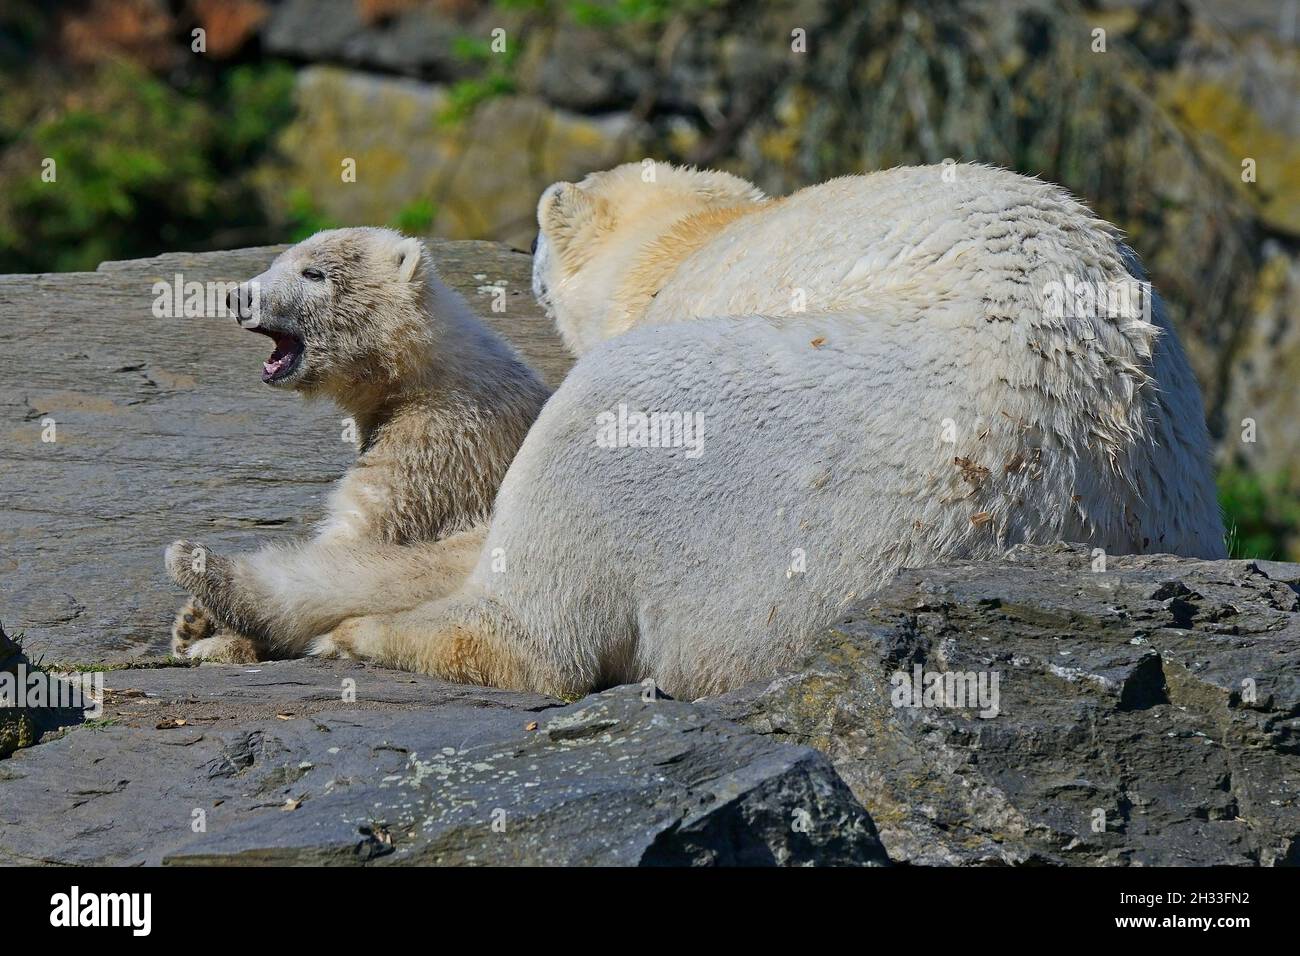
left=312, top=594, right=576, bottom=697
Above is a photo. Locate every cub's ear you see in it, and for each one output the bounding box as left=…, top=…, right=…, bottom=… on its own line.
left=395, top=236, right=426, bottom=283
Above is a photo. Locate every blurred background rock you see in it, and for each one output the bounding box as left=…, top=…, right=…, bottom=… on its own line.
left=1, top=0, right=1296, bottom=558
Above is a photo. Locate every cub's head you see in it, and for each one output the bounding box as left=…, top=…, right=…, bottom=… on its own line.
left=227, top=227, right=432, bottom=396
left=531, top=161, right=766, bottom=354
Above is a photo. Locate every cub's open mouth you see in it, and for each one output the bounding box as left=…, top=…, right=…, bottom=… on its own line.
left=254, top=329, right=305, bottom=383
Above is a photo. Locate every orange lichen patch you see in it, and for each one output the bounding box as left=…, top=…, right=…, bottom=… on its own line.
left=1159, top=77, right=1300, bottom=235
left=60, top=0, right=177, bottom=70
left=357, top=0, right=439, bottom=25
left=192, top=0, right=269, bottom=59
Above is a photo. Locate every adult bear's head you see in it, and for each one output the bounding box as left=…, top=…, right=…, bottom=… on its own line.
left=532, top=161, right=767, bottom=356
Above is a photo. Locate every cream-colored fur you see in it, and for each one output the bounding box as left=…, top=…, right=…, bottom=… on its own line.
left=165, top=227, right=549, bottom=659
left=314, top=163, right=1225, bottom=700
left=532, top=163, right=766, bottom=352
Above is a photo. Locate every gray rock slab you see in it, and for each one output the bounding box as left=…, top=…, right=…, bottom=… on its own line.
left=0, top=665, right=884, bottom=867
left=164, top=684, right=886, bottom=867
left=262, top=0, right=483, bottom=79
left=0, top=658, right=557, bottom=865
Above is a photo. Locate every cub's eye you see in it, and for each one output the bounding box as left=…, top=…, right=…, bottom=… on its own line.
left=530, top=235, right=539, bottom=255
left=301, top=267, right=325, bottom=281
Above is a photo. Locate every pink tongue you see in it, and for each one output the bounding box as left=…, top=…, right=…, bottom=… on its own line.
left=264, top=353, right=292, bottom=376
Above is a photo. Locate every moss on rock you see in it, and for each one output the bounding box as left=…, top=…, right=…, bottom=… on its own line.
left=0, top=625, right=38, bottom=758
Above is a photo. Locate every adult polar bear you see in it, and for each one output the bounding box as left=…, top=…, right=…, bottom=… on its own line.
left=318, top=162, right=1226, bottom=699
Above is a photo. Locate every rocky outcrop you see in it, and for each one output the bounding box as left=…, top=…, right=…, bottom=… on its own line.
left=718, top=544, right=1300, bottom=866
left=258, top=66, right=645, bottom=250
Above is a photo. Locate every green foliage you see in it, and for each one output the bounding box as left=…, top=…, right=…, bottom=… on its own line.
left=283, top=187, right=339, bottom=242
left=492, top=0, right=713, bottom=27
left=441, top=72, right=518, bottom=124
left=1217, top=466, right=1300, bottom=561
left=80, top=717, right=121, bottom=731
left=566, top=0, right=710, bottom=27
left=440, top=9, right=534, bottom=125
left=0, top=60, right=297, bottom=273
left=0, top=63, right=212, bottom=271
left=216, top=63, right=298, bottom=162
left=440, top=0, right=712, bottom=123
left=451, top=35, right=496, bottom=62
left=391, top=198, right=437, bottom=235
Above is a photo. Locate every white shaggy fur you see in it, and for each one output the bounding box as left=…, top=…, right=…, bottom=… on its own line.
left=533, top=161, right=1226, bottom=557
left=317, top=163, right=1226, bottom=699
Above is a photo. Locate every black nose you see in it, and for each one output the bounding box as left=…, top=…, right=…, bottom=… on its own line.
left=228, top=284, right=255, bottom=323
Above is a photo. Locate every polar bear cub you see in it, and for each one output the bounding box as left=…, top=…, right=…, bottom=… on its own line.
left=165, top=227, right=550, bottom=661
left=315, top=164, right=1226, bottom=699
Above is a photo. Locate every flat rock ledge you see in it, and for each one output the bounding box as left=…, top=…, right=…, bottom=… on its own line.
left=0, top=661, right=882, bottom=866
left=1, top=544, right=1296, bottom=866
